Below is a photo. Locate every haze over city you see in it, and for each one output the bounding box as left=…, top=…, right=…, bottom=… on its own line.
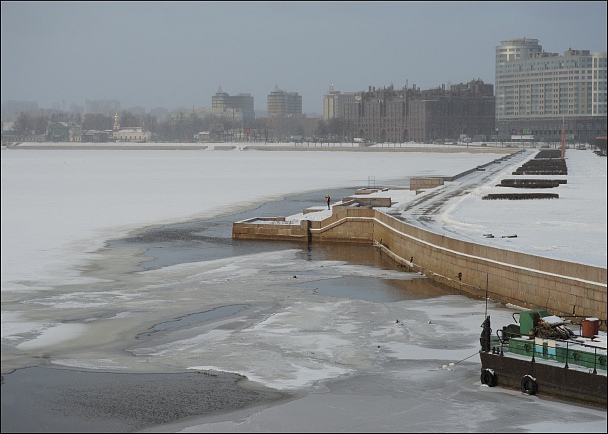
left=2, top=1, right=607, bottom=115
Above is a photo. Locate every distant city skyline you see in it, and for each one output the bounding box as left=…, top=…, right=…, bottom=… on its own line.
left=2, top=1, right=607, bottom=114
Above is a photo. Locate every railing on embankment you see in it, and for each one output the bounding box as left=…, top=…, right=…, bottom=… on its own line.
left=232, top=207, right=607, bottom=323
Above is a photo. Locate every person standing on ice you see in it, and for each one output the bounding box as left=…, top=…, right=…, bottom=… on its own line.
left=325, top=195, right=331, bottom=210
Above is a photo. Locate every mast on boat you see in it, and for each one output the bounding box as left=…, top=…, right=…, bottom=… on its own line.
left=561, top=117, right=566, bottom=159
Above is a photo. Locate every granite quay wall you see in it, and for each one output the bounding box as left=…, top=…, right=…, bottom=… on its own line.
left=408, top=151, right=526, bottom=192
left=409, top=178, right=444, bottom=191
left=341, top=196, right=392, bottom=207
left=232, top=217, right=310, bottom=242
left=309, top=208, right=376, bottom=243
left=368, top=210, right=606, bottom=322
left=232, top=207, right=607, bottom=322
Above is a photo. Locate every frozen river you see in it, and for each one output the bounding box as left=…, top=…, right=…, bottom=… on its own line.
left=1, top=146, right=606, bottom=432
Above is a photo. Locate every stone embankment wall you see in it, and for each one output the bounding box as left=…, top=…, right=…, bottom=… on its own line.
left=233, top=207, right=607, bottom=322
left=232, top=217, right=310, bottom=242
left=368, top=210, right=606, bottom=322
left=409, top=177, right=444, bottom=191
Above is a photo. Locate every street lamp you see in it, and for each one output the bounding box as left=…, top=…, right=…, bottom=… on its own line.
left=459, top=125, right=467, bottom=147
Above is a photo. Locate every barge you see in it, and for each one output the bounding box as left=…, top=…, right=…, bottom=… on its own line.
left=479, top=310, right=607, bottom=408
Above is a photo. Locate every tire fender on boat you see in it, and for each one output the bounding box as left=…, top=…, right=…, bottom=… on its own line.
left=521, top=375, right=537, bottom=395
left=481, top=369, right=497, bottom=387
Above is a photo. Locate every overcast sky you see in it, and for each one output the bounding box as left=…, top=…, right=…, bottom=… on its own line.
left=2, top=1, right=607, bottom=115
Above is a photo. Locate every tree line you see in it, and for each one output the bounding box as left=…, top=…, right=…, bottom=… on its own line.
left=11, top=110, right=356, bottom=143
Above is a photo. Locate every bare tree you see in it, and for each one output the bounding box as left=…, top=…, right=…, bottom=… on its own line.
left=142, top=113, right=158, bottom=133
left=315, top=120, right=328, bottom=143
left=33, top=116, right=48, bottom=135
left=120, top=111, right=140, bottom=128
left=592, top=137, right=607, bottom=153
left=14, top=112, right=32, bottom=136
left=82, top=113, right=113, bottom=131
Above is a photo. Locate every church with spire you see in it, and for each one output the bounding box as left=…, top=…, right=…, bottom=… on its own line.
left=111, top=113, right=151, bottom=142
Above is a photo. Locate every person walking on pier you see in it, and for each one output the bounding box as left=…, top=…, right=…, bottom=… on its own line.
left=325, top=194, right=331, bottom=210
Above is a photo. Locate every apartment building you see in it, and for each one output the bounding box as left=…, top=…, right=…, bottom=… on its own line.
left=85, top=99, right=121, bottom=116
left=342, top=81, right=495, bottom=143
left=211, top=87, right=255, bottom=124
left=185, top=107, right=246, bottom=127
left=495, top=38, right=607, bottom=141
left=407, top=81, right=495, bottom=143
left=267, top=85, right=302, bottom=117
left=343, top=85, right=408, bottom=143
left=323, top=84, right=356, bottom=121
left=1, top=101, right=39, bottom=121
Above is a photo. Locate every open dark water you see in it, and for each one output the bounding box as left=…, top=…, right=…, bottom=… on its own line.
left=106, top=187, right=358, bottom=269
left=1, top=368, right=284, bottom=433
left=107, top=186, right=443, bottom=301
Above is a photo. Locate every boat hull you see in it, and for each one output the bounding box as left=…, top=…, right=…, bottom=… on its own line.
left=480, top=350, right=607, bottom=408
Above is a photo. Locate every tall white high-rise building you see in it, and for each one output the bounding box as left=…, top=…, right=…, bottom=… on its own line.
left=495, top=38, right=606, bottom=141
